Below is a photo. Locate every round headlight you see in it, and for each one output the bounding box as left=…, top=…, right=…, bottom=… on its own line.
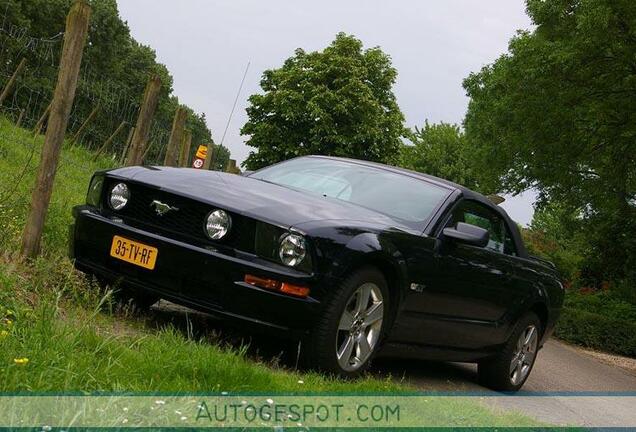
left=109, top=183, right=130, bottom=210
left=279, top=233, right=306, bottom=267
left=205, top=209, right=231, bottom=240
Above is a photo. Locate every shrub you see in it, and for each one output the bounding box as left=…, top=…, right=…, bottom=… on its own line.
left=612, top=277, right=636, bottom=306
left=564, top=290, right=636, bottom=322
left=555, top=291, right=636, bottom=357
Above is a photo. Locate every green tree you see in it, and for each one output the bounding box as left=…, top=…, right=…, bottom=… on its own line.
left=463, top=0, right=636, bottom=285
left=241, top=33, right=405, bottom=170
left=210, top=144, right=231, bottom=172
left=522, top=202, right=584, bottom=282
left=399, top=121, right=480, bottom=190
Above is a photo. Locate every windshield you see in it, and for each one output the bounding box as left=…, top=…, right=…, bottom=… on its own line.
left=250, top=157, right=450, bottom=224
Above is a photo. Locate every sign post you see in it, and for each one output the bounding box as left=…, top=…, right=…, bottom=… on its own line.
left=192, top=144, right=208, bottom=169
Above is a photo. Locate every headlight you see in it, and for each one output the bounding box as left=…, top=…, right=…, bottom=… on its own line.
left=205, top=209, right=231, bottom=240
left=109, top=183, right=130, bottom=210
left=86, top=175, right=104, bottom=207
left=279, top=233, right=306, bottom=267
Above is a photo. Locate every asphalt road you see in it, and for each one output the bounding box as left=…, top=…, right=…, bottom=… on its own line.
left=151, top=301, right=636, bottom=427
left=374, top=340, right=636, bottom=427
left=374, top=339, right=636, bottom=392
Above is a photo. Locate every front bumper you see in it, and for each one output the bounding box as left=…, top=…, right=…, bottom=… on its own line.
left=70, top=206, right=323, bottom=335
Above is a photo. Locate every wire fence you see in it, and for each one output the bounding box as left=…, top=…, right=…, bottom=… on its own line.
left=0, top=2, right=176, bottom=158
left=0, top=11, right=102, bottom=211
left=0, top=10, right=60, bottom=130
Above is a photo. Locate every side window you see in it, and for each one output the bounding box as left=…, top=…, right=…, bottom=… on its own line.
left=503, top=230, right=517, bottom=256
left=446, top=200, right=518, bottom=256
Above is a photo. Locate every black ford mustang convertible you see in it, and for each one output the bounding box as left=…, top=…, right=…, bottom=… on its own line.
left=70, top=156, right=563, bottom=390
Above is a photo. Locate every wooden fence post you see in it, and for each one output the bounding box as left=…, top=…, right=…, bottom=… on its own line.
left=125, top=74, right=161, bottom=166
left=15, top=109, right=25, bottom=128
left=71, top=104, right=99, bottom=144
left=119, top=125, right=135, bottom=164
left=225, top=159, right=238, bottom=173
left=20, top=0, right=91, bottom=259
left=141, top=139, right=155, bottom=164
left=33, top=101, right=52, bottom=136
left=163, top=106, right=186, bottom=166
left=0, top=57, right=27, bottom=107
left=93, top=120, right=126, bottom=161
left=203, top=144, right=214, bottom=170
left=178, top=129, right=192, bottom=167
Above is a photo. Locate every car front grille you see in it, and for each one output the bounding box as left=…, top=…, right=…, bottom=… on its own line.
left=102, top=178, right=255, bottom=253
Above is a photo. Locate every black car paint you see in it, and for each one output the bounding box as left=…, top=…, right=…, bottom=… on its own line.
left=70, top=156, right=563, bottom=362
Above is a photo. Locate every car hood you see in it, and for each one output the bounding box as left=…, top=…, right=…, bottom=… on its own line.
left=107, top=166, right=413, bottom=232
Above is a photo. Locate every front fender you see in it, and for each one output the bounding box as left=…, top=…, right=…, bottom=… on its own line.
left=343, top=232, right=407, bottom=277
left=293, top=220, right=413, bottom=310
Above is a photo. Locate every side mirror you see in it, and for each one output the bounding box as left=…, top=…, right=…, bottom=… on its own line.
left=443, top=222, right=489, bottom=248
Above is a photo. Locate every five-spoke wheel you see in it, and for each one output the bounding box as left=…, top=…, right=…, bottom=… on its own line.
left=478, top=312, right=542, bottom=391
left=304, top=267, right=389, bottom=378
left=336, top=282, right=384, bottom=371
left=510, top=324, right=538, bottom=386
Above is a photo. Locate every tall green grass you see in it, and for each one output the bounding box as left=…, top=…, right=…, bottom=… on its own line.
left=0, top=117, right=114, bottom=254
left=0, top=260, right=405, bottom=393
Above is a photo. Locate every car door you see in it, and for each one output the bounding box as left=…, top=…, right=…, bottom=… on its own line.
left=401, top=199, right=524, bottom=349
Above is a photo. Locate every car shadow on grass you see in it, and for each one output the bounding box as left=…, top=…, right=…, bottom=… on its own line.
left=144, top=299, right=483, bottom=391
left=146, top=300, right=300, bottom=367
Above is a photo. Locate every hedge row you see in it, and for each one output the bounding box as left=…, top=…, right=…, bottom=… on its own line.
left=555, top=307, right=636, bottom=358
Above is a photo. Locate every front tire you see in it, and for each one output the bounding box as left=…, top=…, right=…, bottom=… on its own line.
left=304, top=267, right=390, bottom=378
left=478, top=312, right=541, bottom=391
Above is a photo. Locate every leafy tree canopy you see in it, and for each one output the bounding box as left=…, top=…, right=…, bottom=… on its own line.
left=463, top=0, right=636, bottom=283
left=522, top=202, right=585, bottom=281
left=0, top=0, right=220, bottom=164
left=400, top=122, right=480, bottom=191
left=242, top=33, right=405, bottom=170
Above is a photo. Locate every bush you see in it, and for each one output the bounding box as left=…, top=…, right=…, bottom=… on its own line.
left=522, top=229, right=582, bottom=282
left=612, top=277, right=636, bottom=306
left=555, top=291, right=636, bottom=357
left=564, top=290, right=636, bottom=322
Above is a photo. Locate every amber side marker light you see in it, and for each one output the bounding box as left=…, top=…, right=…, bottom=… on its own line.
left=244, top=274, right=310, bottom=298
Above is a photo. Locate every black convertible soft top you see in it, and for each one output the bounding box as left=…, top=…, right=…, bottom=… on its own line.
left=308, top=155, right=530, bottom=259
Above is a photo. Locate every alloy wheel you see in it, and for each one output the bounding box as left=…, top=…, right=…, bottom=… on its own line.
left=335, top=282, right=384, bottom=371
left=510, top=324, right=538, bottom=386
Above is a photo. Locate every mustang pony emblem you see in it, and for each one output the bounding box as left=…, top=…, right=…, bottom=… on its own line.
left=150, top=200, right=179, bottom=216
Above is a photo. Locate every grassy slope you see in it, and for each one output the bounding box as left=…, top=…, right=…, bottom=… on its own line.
left=0, top=117, right=538, bottom=425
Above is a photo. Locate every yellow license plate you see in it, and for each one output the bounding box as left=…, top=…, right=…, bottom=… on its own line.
left=109, top=236, right=158, bottom=270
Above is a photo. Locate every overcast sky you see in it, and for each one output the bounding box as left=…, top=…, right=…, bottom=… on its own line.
left=117, top=0, right=535, bottom=225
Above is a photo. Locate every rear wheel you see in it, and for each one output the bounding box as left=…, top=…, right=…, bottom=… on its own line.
left=478, top=312, right=541, bottom=391
left=304, top=267, right=389, bottom=378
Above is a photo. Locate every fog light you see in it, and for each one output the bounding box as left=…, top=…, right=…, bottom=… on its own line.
left=109, top=182, right=129, bottom=210
left=279, top=233, right=306, bottom=266
left=205, top=209, right=231, bottom=240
